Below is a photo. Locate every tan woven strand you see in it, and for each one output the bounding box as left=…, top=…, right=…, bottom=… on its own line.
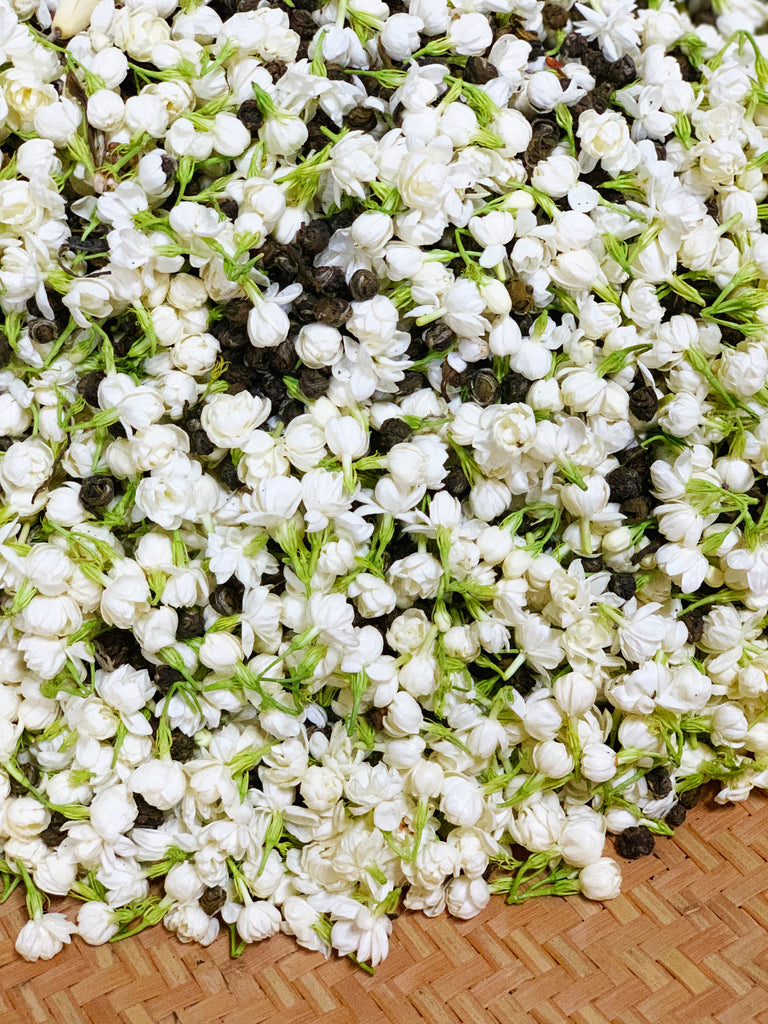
left=1, top=789, right=767, bottom=1024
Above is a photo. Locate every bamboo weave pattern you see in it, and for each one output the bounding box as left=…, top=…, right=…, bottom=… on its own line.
left=1, top=789, right=767, bottom=1024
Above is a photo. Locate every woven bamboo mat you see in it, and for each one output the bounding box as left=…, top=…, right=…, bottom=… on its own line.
left=1, top=789, right=768, bottom=1024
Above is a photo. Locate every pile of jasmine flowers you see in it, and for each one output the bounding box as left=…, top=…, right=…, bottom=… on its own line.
left=0, top=0, right=767, bottom=969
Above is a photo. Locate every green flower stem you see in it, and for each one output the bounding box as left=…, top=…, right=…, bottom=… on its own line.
left=256, top=809, right=282, bottom=874
left=42, top=317, right=78, bottom=368
left=3, top=759, right=89, bottom=819
left=499, top=770, right=573, bottom=808
left=17, top=862, right=45, bottom=919
left=144, top=846, right=189, bottom=879
left=227, top=857, right=251, bottom=903
left=402, top=798, right=430, bottom=862
left=111, top=897, right=174, bottom=940
left=346, top=670, right=368, bottom=735
left=555, top=103, right=576, bottom=156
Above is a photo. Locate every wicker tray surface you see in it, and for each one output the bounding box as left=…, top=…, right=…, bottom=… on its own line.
left=1, top=788, right=767, bottom=1024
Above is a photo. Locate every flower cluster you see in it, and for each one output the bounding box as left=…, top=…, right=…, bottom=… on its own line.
left=0, top=0, right=767, bottom=969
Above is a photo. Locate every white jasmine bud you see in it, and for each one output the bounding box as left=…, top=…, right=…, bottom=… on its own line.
left=581, top=743, right=618, bottom=783
left=710, top=704, right=748, bottom=747
left=52, top=0, right=100, bottom=38
left=445, top=876, right=490, bottom=918
left=300, top=766, right=343, bottom=812
left=532, top=739, right=574, bottom=779
left=86, top=90, right=125, bottom=133
left=579, top=858, right=622, bottom=900
left=554, top=673, right=597, bottom=716
left=560, top=809, right=606, bottom=867
left=130, top=759, right=187, bottom=810
left=440, top=776, right=484, bottom=827
left=164, top=861, right=205, bottom=903
left=77, top=902, right=119, bottom=945
left=89, top=785, right=137, bottom=840
left=295, top=324, right=343, bottom=369
left=236, top=901, right=281, bottom=942
left=448, top=13, right=492, bottom=56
